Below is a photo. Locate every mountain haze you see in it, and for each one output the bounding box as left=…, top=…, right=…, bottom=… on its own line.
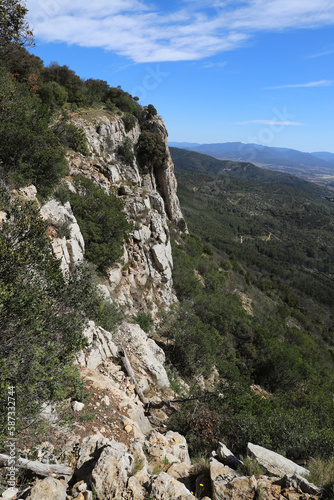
left=169, top=141, right=334, bottom=182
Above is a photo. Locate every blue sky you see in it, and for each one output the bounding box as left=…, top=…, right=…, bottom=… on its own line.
left=26, top=0, right=334, bottom=152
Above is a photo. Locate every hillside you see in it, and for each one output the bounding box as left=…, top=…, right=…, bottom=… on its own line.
left=170, top=141, right=334, bottom=184
left=0, top=38, right=333, bottom=500
left=170, top=147, right=331, bottom=197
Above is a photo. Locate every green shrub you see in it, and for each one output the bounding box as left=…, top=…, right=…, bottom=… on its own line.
left=67, top=176, right=131, bottom=272
left=53, top=120, right=90, bottom=156
left=55, top=217, right=72, bottom=239
left=123, top=113, right=137, bottom=132
left=136, top=131, right=167, bottom=174
left=118, top=137, right=135, bottom=165
left=133, top=312, right=153, bottom=332
left=0, top=197, right=93, bottom=447
left=0, top=64, right=67, bottom=198
left=39, top=81, right=68, bottom=109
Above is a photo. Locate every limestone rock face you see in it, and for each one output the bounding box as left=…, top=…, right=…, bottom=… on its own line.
left=150, top=472, right=195, bottom=499
left=76, top=321, right=118, bottom=370
left=68, top=110, right=184, bottom=318
left=247, top=443, right=309, bottom=477
left=115, top=322, right=170, bottom=390
left=40, top=199, right=84, bottom=275
left=27, top=477, right=67, bottom=500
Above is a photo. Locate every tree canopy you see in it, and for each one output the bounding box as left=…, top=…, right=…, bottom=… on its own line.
left=0, top=0, right=34, bottom=49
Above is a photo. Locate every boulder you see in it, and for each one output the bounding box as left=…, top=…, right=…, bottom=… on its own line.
left=277, top=474, right=321, bottom=496
left=150, top=472, right=195, bottom=499
left=75, top=435, right=111, bottom=481
left=146, top=430, right=191, bottom=466
left=217, top=442, right=243, bottom=469
left=151, top=242, right=173, bottom=281
left=40, top=199, right=85, bottom=274
left=79, top=321, right=118, bottom=370
left=26, top=477, right=66, bottom=500
left=167, top=462, right=193, bottom=490
left=91, top=440, right=133, bottom=499
left=247, top=443, right=309, bottom=477
left=12, top=184, right=37, bottom=201
left=72, top=401, right=85, bottom=412
left=210, top=459, right=257, bottom=500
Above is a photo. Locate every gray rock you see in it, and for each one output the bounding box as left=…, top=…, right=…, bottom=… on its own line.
left=13, top=184, right=37, bottom=201
left=27, top=477, right=66, bottom=500
left=151, top=242, right=173, bottom=281
left=247, top=443, right=309, bottom=478
left=210, top=459, right=256, bottom=500
left=217, top=442, right=243, bottom=469
left=40, top=199, right=85, bottom=275
left=116, top=322, right=170, bottom=389
left=277, top=474, right=320, bottom=495
left=167, top=462, right=193, bottom=490
left=146, top=430, right=191, bottom=466
left=151, top=472, right=195, bottom=499
left=75, top=435, right=111, bottom=480
left=72, top=401, right=85, bottom=412
left=91, top=440, right=133, bottom=499
left=2, top=488, right=19, bottom=500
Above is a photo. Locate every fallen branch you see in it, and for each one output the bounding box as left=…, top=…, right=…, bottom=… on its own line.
left=0, top=454, right=72, bottom=477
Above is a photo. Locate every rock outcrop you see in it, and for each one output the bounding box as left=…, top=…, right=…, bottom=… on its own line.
left=2, top=109, right=323, bottom=500
left=247, top=443, right=309, bottom=477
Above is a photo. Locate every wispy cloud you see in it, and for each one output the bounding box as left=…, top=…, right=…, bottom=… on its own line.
left=307, top=48, right=334, bottom=59
left=202, top=61, right=227, bottom=69
left=265, top=80, right=333, bottom=89
left=236, top=120, right=304, bottom=125
left=26, top=0, right=334, bottom=63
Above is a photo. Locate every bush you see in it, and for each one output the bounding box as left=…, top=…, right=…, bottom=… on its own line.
left=238, top=456, right=265, bottom=478
left=133, top=312, right=153, bottom=332
left=136, top=131, right=167, bottom=174
left=67, top=176, right=131, bottom=272
left=0, top=64, right=67, bottom=198
left=118, top=137, right=135, bottom=165
left=122, top=113, right=137, bottom=132
left=39, top=81, right=68, bottom=110
left=0, top=196, right=88, bottom=446
left=53, top=119, right=90, bottom=156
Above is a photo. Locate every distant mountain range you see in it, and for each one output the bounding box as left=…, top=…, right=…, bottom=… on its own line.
left=170, top=147, right=332, bottom=198
left=169, top=142, right=334, bottom=182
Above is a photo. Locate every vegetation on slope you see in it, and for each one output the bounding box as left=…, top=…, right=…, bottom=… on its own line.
left=170, top=146, right=330, bottom=197
left=0, top=188, right=120, bottom=447
left=56, top=177, right=131, bottom=273
left=164, top=167, right=334, bottom=462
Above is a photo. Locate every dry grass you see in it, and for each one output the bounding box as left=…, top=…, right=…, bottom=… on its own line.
left=308, top=457, right=334, bottom=498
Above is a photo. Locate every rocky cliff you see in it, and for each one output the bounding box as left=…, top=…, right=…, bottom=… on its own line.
left=0, top=109, right=322, bottom=500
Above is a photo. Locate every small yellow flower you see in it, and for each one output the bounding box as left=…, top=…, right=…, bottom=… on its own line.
left=200, top=483, right=204, bottom=487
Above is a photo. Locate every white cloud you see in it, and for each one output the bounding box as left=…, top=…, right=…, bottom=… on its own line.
left=265, top=80, right=333, bottom=89
left=236, top=120, right=304, bottom=125
left=307, top=48, right=334, bottom=59
left=202, top=61, right=227, bottom=68
left=26, top=0, right=334, bottom=63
